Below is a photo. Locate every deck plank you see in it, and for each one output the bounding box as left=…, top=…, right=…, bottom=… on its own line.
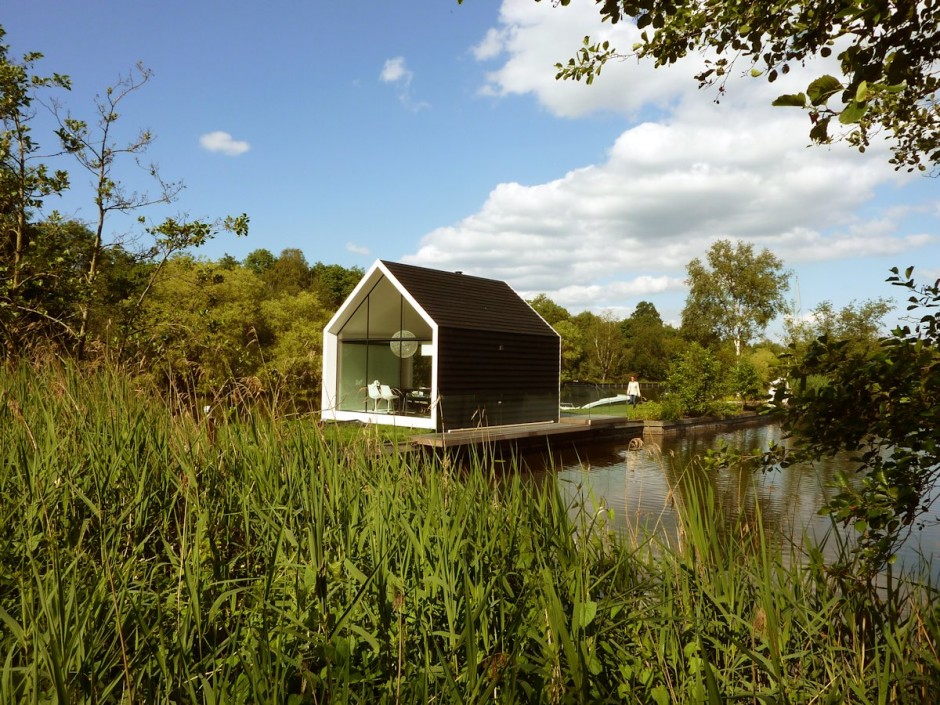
left=411, top=416, right=644, bottom=449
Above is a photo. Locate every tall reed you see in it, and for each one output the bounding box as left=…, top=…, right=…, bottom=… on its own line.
left=1, top=363, right=937, bottom=703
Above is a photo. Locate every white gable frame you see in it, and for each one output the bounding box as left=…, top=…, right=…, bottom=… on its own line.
left=321, top=260, right=438, bottom=430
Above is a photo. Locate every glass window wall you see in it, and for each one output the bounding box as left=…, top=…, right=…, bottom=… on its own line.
left=335, top=277, right=432, bottom=416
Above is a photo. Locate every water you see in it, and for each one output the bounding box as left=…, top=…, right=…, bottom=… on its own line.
left=520, top=421, right=940, bottom=579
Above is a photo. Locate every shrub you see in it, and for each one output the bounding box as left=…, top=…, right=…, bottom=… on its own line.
left=665, top=343, right=725, bottom=416
left=728, top=357, right=763, bottom=400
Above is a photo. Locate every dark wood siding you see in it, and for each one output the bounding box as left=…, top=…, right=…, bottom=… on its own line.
left=437, top=327, right=560, bottom=430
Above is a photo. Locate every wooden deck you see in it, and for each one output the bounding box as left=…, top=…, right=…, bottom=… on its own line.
left=408, top=412, right=769, bottom=451
left=411, top=415, right=645, bottom=449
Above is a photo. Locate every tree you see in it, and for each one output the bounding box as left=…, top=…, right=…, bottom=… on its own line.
left=260, top=290, right=331, bottom=411
left=727, top=356, right=762, bottom=402
left=52, top=63, right=185, bottom=357
left=0, top=27, right=70, bottom=354
left=773, top=267, right=940, bottom=580
left=681, top=240, right=789, bottom=357
left=310, top=262, right=364, bottom=310
left=243, top=248, right=275, bottom=276
left=535, top=0, right=940, bottom=172
left=527, top=293, right=571, bottom=326
left=1, top=42, right=248, bottom=360
left=620, top=300, right=679, bottom=380
left=553, top=318, right=585, bottom=382
left=664, top=342, right=724, bottom=417
left=785, top=297, right=894, bottom=358
left=138, top=257, right=265, bottom=400
left=265, top=248, right=311, bottom=297
left=574, top=310, right=626, bottom=382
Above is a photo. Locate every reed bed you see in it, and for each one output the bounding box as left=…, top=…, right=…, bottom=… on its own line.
left=1, top=364, right=938, bottom=703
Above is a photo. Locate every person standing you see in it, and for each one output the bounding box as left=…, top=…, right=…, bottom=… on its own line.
left=626, top=376, right=641, bottom=408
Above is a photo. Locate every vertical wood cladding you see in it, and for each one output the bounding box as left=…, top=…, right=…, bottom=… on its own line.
left=437, top=327, right=560, bottom=430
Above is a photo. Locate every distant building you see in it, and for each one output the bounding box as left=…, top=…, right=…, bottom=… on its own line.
left=321, top=260, right=560, bottom=431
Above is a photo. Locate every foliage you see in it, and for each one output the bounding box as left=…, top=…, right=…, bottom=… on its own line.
left=51, top=62, right=180, bottom=355
left=575, top=309, right=626, bottom=382
left=727, top=357, right=762, bottom=401
left=243, top=247, right=276, bottom=275
left=0, top=27, right=248, bottom=360
left=2, top=363, right=939, bottom=702
left=746, top=346, right=781, bottom=394
left=528, top=293, right=571, bottom=326
left=527, top=295, right=683, bottom=383
left=775, top=267, right=940, bottom=580
left=658, top=394, right=685, bottom=421
left=259, top=290, right=332, bottom=411
left=264, top=247, right=312, bottom=297
left=541, top=0, right=940, bottom=172
left=310, top=261, right=364, bottom=310
left=682, top=239, right=790, bottom=357
left=664, top=342, right=724, bottom=417
left=620, top=300, right=680, bottom=380
left=137, top=257, right=266, bottom=400
left=553, top=318, right=585, bottom=382
left=785, top=296, right=894, bottom=359
left=125, top=253, right=363, bottom=412
left=0, top=27, right=71, bottom=354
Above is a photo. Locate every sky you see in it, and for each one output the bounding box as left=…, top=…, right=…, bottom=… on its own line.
left=5, top=0, right=938, bottom=337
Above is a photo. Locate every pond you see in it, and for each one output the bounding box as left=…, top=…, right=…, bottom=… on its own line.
left=519, top=422, right=940, bottom=580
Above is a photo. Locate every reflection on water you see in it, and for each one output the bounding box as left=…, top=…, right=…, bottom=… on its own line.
left=520, top=422, right=940, bottom=579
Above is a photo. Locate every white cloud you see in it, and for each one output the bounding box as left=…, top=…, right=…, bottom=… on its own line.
left=199, top=131, right=250, bottom=156
left=400, top=0, right=933, bottom=324
left=472, top=28, right=507, bottom=61
left=405, top=109, right=926, bottom=315
left=380, top=56, right=429, bottom=111
left=346, top=242, right=370, bottom=256
left=381, top=56, right=412, bottom=85
left=474, top=0, right=848, bottom=119
left=473, top=0, right=699, bottom=117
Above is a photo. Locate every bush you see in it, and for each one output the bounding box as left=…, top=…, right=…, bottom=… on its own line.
left=704, top=400, right=741, bottom=418
left=728, top=357, right=763, bottom=400
left=665, top=343, right=725, bottom=416
left=658, top=395, right=685, bottom=421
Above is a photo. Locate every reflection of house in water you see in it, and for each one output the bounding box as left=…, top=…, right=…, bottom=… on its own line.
left=321, top=260, right=561, bottom=431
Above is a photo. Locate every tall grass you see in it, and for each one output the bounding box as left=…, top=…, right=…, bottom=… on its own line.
left=1, top=363, right=938, bottom=702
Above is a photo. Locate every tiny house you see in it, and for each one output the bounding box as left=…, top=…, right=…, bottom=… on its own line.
left=321, top=260, right=561, bottom=431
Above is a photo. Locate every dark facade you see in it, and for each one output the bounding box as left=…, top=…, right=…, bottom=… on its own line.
left=381, top=261, right=560, bottom=431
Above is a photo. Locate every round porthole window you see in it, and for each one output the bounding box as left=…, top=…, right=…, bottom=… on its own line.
left=390, top=329, right=418, bottom=358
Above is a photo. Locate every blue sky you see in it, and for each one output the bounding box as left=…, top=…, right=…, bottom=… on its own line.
left=5, top=0, right=938, bottom=336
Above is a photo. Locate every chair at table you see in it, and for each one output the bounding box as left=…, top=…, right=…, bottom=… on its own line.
left=379, top=384, right=399, bottom=413
left=367, top=381, right=383, bottom=412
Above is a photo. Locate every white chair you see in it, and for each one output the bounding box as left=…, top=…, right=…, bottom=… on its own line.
left=367, top=381, right=382, bottom=411
left=379, top=384, right=399, bottom=413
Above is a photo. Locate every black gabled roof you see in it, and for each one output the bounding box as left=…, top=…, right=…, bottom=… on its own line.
left=381, top=261, right=557, bottom=337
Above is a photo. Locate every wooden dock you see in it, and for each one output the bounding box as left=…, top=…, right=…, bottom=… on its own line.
left=409, top=412, right=769, bottom=451
left=411, top=415, right=645, bottom=450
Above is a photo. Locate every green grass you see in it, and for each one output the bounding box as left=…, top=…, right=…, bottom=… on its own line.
left=1, top=364, right=938, bottom=702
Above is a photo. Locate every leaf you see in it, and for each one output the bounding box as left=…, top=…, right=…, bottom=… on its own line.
left=651, top=684, right=671, bottom=705
left=809, top=116, right=831, bottom=143
left=839, top=100, right=868, bottom=124
left=772, top=93, right=806, bottom=107
left=807, top=75, right=843, bottom=106
left=578, top=600, right=598, bottom=628
left=855, top=81, right=869, bottom=102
